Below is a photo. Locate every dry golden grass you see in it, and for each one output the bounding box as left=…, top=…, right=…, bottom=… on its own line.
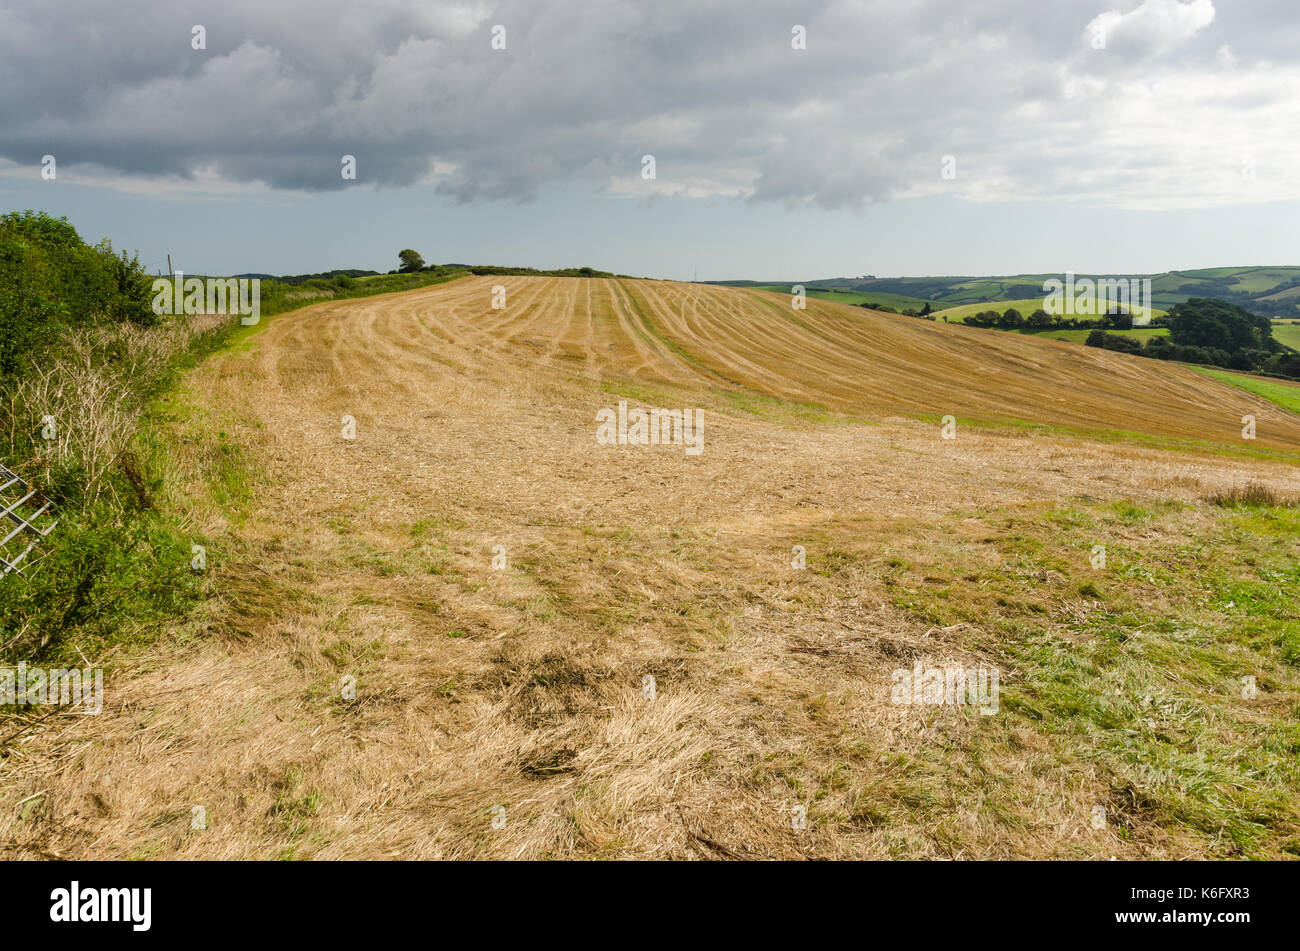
left=3, top=277, right=1298, bottom=859
left=1205, top=482, right=1298, bottom=507
left=1, top=313, right=232, bottom=504
left=345, top=276, right=1300, bottom=449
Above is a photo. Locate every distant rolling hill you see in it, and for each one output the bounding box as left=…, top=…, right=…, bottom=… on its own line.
left=710, top=266, right=1300, bottom=318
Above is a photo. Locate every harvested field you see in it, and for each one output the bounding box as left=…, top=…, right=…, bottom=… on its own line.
left=3, top=276, right=1299, bottom=860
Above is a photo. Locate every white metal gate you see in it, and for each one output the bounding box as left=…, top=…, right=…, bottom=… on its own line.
left=0, top=463, right=58, bottom=577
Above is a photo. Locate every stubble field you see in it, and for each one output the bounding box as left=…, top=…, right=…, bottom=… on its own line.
left=4, top=276, right=1299, bottom=859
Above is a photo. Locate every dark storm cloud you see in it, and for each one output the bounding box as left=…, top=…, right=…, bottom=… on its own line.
left=1, top=0, right=1297, bottom=209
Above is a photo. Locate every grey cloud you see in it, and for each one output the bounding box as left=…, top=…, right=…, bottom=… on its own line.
left=2, top=0, right=1298, bottom=209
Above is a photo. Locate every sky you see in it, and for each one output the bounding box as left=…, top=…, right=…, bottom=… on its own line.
left=1, top=0, right=1298, bottom=281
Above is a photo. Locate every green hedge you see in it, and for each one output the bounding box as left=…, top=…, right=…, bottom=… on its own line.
left=0, top=210, right=154, bottom=379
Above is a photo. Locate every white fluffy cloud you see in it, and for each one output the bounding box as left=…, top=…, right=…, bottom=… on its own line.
left=2, top=0, right=1297, bottom=211
left=1084, top=0, right=1216, bottom=57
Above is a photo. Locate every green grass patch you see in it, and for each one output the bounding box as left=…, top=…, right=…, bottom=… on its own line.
left=1192, top=366, right=1300, bottom=416
left=1023, top=327, right=1169, bottom=344
left=750, top=285, right=932, bottom=312
left=883, top=499, right=1300, bottom=856
left=1269, top=321, right=1300, bottom=351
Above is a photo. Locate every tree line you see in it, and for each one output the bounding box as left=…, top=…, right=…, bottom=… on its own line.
left=394, top=249, right=626, bottom=279
left=1086, top=298, right=1300, bottom=379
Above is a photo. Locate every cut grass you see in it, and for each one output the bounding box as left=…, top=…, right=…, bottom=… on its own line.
left=864, top=500, right=1300, bottom=857
left=710, top=282, right=1300, bottom=452
left=5, top=276, right=1300, bottom=860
